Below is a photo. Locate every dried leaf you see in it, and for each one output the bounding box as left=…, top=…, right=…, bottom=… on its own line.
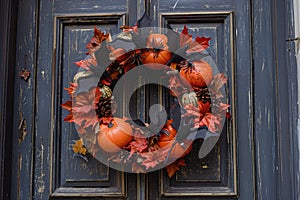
left=186, top=36, right=211, bottom=54
left=209, top=74, right=228, bottom=99
left=61, top=100, right=72, bottom=111
left=64, top=82, right=78, bottom=96
left=140, top=149, right=168, bottom=170
left=127, top=136, right=148, bottom=157
left=199, top=113, right=221, bottom=133
left=180, top=25, right=193, bottom=47
left=120, top=25, right=138, bottom=33
left=86, top=27, right=110, bottom=55
left=72, top=139, right=87, bottom=155
left=19, top=69, right=31, bottom=80
left=166, top=159, right=186, bottom=178
left=74, top=57, right=97, bottom=71
left=64, top=113, right=74, bottom=122
left=71, top=87, right=102, bottom=128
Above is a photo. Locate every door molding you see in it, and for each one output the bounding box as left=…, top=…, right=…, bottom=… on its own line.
left=0, top=0, right=18, bottom=199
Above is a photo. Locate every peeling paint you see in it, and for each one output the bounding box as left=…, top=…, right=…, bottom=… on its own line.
left=41, top=70, right=45, bottom=80
left=36, top=139, right=45, bottom=195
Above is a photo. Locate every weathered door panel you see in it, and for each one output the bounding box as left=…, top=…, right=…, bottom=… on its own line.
left=52, top=15, right=129, bottom=198
left=13, top=1, right=138, bottom=199
left=12, top=0, right=255, bottom=199
left=145, top=0, right=254, bottom=199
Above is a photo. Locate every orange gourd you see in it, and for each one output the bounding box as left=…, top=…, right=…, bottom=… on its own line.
left=157, top=120, right=192, bottom=159
left=97, top=118, right=133, bottom=153
left=143, top=33, right=172, bottom=70
left=179, top=60, right=213, bottom=87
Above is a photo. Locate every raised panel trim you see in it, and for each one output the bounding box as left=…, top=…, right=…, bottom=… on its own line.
left=159, top=11, right=238, bottom=197
left=50, top=14, right=127, bottom=198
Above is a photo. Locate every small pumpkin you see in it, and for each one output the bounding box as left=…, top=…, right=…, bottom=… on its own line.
left=179, top=60, right=213, bottom=87
left=157, top=120, right=177, bottom=147
left=181, top=92, right=198, bottom=107
left=157, top=120, right=192, bottom=159
left=142, top=50, right=172, bottom=70
left=143, top=33, right=172, bottom=70
left=146, top=33, right=169, bottom=50
left=97, top=117, right=133, bottom=153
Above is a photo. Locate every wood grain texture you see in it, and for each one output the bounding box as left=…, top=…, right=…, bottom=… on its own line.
left=10, top=0, right=39, bottom=199
left=252, top=0, right=279, bottom=199
left=274, top=0, right=298, bottom=199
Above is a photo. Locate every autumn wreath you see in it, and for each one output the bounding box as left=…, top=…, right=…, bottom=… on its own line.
left=61, top=25, right=230, bottom=177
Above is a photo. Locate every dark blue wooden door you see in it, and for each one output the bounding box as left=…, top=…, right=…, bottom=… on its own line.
left=11, top=0, right=263, bottom=199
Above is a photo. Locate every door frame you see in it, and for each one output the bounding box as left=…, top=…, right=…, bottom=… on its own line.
left=0, top=0, right=298, bottom=199
left=0, top=0, right=18, bottom=199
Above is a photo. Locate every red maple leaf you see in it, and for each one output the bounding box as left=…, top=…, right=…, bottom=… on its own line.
left=127, top=136, right=148, bottom=158
left=120, top=25, right=138, bottom=33
left=61, top=100, right=74, bottom=122
left=200, top=113, right=222, bottom=133
left=180, top=25, right=193, bottom=47
left=140, top=149, right=168, bottom=170
left=61, top=100, right=72, bottom=111
left=71, top=87, right=102, bottom=128
left=86, top=27, right=110, bottom=55
left=209, top=74, right=228, bottom=99
left=182, top=101, right=211, bottom=128
left=63, top=113, right=74, bottom=122
left=186, top=36, right=211, bottom=54
left=165, top=159, right=186, bottom=178
left=74, top=57, right=97, bottom=71
left=64, top=82, right=78, bottom=97
left=73, top=112, right=99, bottom=128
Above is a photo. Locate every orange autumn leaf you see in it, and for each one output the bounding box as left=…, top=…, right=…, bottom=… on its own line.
left=71, top=87, right=102, bottom=128
left=180, top=25, right=193, bottom=47
left=140, top=148, right=168, bottom=170
left=166, top=159, right=186, bottom=178
left=72, top=139, right=87, bottom=155
left=61, top=100, right=72, bottom=111
left=64, top=82, right=78, bottom=96
left=61, top=100, right=74, bottom=122
left=74, top=57, right=97, bottom=71
left=186, top=36, right=211, bottom=54
left=127, top=137, right=148, bottom=157
left=86, top=27, right=110, bottom=55
left=120, top=25, right=138, bottom=33
left=64, top=113, right=74, bottom=122
left=209, top=74, right=228, bottom=99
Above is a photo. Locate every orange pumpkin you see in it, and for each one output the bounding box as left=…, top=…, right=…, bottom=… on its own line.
left=179, top=60, right=213, bottom=87
left=142, top=50, right=172, bottom=69
left=157, top=120, right=192, bottom=159
left=97, top=118, right=133, bottom=153
left=143, top=33, right=172, bottom=70
left=157, top=120, right=177, bottom=147
left=146, top=33, right=169, bottom=50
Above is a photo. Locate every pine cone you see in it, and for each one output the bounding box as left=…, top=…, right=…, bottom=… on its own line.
left=194, top=87, right=211, bottom=103
left=96, top=98, right=116, bottom=118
